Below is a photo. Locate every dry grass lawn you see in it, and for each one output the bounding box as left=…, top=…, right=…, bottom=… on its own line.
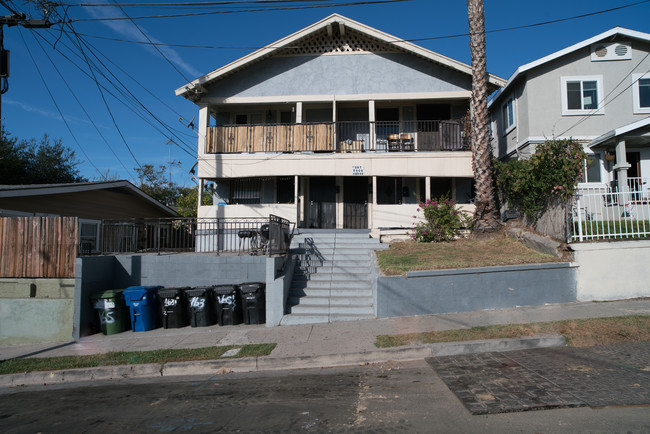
left=374, top=316, right=650, bottom=348
left=376, top=237, right=558, bottom=276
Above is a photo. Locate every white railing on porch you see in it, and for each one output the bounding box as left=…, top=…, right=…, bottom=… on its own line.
left=570, top=181, right=650, bottom=242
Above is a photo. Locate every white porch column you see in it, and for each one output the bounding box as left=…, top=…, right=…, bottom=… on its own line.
left=294, top=175, right=300, bottom=227
left=336, top=176, right=343, bottom=229
left=198, top=104, right=209, bottom=156
left=332, top=97, right=337, bottom=151
left=614, top=137, right=630, bottom=192
left=296, top=102, right=303, bottom=123
left=197, top=178, right=204, bottom=210
left=368, top=100, right=376, bottom=151
left=425, top=176, right=431, bottom=201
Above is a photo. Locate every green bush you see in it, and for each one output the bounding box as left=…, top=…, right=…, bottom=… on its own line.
left=494, top=139, right=586, bottom=219
left=412, top=194, right=472, bottom=242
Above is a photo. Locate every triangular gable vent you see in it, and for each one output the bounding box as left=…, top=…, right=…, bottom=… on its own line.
left=590, top=41, right=631, bottom=61
left=277, top=26, right=399, bottom=56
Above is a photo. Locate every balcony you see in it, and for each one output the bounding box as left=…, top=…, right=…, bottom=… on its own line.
left=206, top=120, right=468, bottom=154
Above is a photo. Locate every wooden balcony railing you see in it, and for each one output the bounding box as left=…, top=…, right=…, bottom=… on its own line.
left=206, top=120, right=468, bottom=154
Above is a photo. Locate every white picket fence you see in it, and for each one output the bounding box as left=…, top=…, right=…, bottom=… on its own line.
left=570, top=180, right=650, bottom=242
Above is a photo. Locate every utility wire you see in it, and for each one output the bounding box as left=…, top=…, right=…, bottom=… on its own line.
left=558, top=50, right=650, bottom=137
left=29, top=28, right=137, bottom=182
left=111, top=0, right=192, bottom=83
left=64, top=0, right=344, bottom=7
left=65, top=22, right=143, bottom=168
left=60, top=0, right=650, bottom=49
left=69, top=0, right=410, bottom=21
left=17, top=26, right=104, bottom=178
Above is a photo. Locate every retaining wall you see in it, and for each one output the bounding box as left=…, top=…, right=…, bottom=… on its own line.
left=377, top=263, right=578, bottom=318
left=0, top=278, right=75, bottom=345
left=572, top=240, right=650, bottom=300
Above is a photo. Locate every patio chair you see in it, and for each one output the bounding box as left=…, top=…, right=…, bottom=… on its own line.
left=400, top=133, right=414, bottom=151
left=387, top=134, right=401, bottom=151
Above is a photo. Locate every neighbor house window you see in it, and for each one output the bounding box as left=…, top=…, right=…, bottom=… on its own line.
left=561, top=76, right=604, bottom=115
left=501, top=98, right=515, bottom=133
left=632, top=73, right=650, bottom=114
left=581, top=154, right=602, bottom=183
left=79, top=219, right=100, bottom=253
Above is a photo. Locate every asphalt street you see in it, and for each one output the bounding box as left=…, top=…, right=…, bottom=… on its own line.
left=1, top=359, right=649, bottom=433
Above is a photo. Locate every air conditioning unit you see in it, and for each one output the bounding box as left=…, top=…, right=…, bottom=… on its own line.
left=590, top=41, right=631, bottom=61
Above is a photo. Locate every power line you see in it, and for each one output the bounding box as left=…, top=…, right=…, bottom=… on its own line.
left=59, top=0, right=650, bottom=50
left=64, top=0, right=344, bottom=7
left=29, top=28, right=137, bottom=182
left=69, top=0, right=410, bottom=21
left=111, top=0, right=193, bottom=83
left=17, top=25, right=104, bottom=178
left=558, top=50, right=650, bottom=137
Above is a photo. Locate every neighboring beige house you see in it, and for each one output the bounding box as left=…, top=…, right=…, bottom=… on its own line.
left=489, top=27, right=650, bottom=197
left=0, top=181, right=178, bottom=252
left=176, top=14, right=505, bottom=236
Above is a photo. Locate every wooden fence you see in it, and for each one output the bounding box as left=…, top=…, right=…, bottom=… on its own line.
left=0, top=217, right=78, bottom=278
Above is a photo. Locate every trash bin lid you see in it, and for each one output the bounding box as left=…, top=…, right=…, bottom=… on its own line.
left=186, top=287, right=212, bottom=297
left=158, top=287, right=189, bottom=298
left=212, top=284, right=238, bottom=295
left=240, top=282, right=265, bottom=293
left=90, top=289, right=124, bottom=301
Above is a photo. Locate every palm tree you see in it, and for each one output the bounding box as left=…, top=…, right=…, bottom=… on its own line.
left=467, top=0, right=501, bottom=233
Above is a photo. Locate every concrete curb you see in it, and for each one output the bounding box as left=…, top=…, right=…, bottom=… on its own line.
left=0, top=335, right=565, bottom=388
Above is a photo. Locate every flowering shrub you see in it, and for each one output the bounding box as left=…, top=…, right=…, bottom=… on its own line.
left=412, top=195, right=472, bottom=242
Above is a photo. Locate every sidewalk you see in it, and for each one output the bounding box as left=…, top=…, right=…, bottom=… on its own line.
left=1, top=299, right=649, bottom=386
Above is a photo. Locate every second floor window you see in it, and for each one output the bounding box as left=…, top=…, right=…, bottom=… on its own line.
left=502, top=98, right=515, bottom=133
left=632, top=73, right=650, bottom=114
left=561, top=76, right=604, bottom=115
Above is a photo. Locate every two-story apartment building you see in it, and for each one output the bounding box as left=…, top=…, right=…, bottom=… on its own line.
left=176, top=14, right=505, bottom=235
left=489, top=27, right=650, bottom=197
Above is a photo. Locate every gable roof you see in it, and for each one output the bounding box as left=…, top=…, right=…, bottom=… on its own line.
left=489, top=27, right=650, bottom=107
left=176, top=13, right=506, bottom=100
left=0, top=181, right=178, bottom=218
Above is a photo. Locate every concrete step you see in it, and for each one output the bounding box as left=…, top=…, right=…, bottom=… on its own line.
left=287, top=295, right=330, bottom=306
left=330, top=296, right=373, bottom=306
left=329, top=313, right=375, bottom=322
left=329, top=305, right=374, bottom=315
left=289, top=288, right=330, bottom=298
left=331, top=288, right=373, bottom=297
left=280, top=313, right=329, bottom=326
left=290, top=304, right=329, bottom=315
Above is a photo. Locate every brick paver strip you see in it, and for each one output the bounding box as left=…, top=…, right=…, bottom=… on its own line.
left=426, top=343, right=650, bottom=415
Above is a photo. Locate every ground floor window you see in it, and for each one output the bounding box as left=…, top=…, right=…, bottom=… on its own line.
left=214, top=177, right=295, bottom=205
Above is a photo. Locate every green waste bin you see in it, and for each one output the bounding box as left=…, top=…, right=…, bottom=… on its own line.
left=90, top=289, right=129, bottom=335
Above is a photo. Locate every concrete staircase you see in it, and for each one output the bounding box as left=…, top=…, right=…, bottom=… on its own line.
left=281, top=230, right=388, bottom=326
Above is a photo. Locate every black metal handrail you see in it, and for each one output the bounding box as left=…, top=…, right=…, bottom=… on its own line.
left=100, top=215, right=292, bottom=256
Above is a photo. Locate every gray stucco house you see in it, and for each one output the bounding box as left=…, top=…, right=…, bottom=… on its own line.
left=489, top=27, right=650, bottom=197
left=176, top=14, right=505, bottom=237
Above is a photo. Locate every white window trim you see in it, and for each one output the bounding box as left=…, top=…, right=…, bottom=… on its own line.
left=632, top=72, right=650, bottom=114
left=560, top=75, right=605, bottom=116
left=78, top=219, right=101, bottom=252
left=501, top=98, right=516, bottom=135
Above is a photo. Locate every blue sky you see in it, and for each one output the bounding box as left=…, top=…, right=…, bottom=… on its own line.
left=2, top=0, right=650, bottom=186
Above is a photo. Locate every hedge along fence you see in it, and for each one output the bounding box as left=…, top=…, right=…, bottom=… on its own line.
left=0, top=217, right=78, bottom=278
left=495, top=139, right=586, bottom=241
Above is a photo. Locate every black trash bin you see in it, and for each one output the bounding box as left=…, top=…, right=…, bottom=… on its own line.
left=212, top=285, right=242, bottom=326
left=186, top=286, right=215, bottom=327
left=158, top=287, right=189, bottom=329
left=240, top=282, right=265, bottom=325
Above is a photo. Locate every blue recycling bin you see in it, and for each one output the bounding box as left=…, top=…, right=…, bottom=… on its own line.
left=123, top=286, right=163, bottom=332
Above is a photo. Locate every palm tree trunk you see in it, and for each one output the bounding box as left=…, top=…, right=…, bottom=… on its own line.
left=467, top=0, right=501, bottom=233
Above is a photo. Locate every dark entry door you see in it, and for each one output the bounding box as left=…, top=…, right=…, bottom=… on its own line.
left=307, top=177, right=336, bottom=229
left=344, top=177, right=368, bottom=229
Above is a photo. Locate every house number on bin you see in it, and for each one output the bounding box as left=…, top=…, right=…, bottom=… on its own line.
left=217, top=295, right=236, bottom=307
left=190, top=297, right=205, bottom=310
left=100, top=311, right=115, bottom=324
left=164, top=299, right=178, bottom=307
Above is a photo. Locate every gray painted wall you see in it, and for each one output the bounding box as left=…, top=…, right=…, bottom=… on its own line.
left=207, top=53, right=472, bottom=99
left=377, top=263, right=577, bottom=318
left=491, top=37, right=650, bottom=157
left=74, top=255, right=268, bottom=340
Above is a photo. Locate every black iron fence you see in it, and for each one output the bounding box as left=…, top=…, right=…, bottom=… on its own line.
left=207, top=120, right=468, bottom=154
left=100, top=215, right=292, bottom=256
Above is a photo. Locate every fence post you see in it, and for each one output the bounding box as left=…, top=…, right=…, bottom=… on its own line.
left=576, top=194, right=584, bottom=242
